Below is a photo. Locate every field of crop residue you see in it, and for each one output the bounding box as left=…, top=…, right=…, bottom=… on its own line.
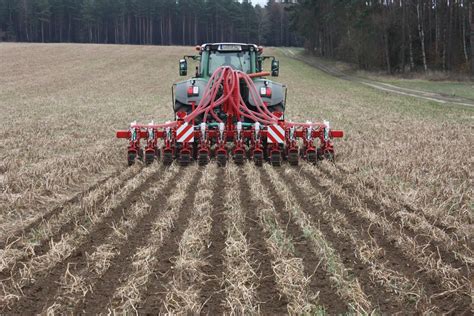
left=0, top=43, right=472, bottom=314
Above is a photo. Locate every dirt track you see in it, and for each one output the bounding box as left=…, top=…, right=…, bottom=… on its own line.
left=280, top=48, right=474, bottom=107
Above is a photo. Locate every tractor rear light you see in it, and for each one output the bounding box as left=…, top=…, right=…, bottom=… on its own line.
left=260, top=87, right=272, bottom=97
left=187, top=86, right=199, bottom=96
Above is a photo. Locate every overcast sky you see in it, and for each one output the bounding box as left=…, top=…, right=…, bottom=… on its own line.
left=247, top=0, right=268, bottom=7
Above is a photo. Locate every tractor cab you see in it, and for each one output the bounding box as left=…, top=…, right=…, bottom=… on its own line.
left=179, top=43, right=280, bottom=78
left=174, top=43, right=284, bottom=122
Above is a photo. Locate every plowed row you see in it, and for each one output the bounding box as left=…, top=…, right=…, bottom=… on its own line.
left=0, top=43, right=472, bottom=314
left=0, top=160, right=470, bottom=314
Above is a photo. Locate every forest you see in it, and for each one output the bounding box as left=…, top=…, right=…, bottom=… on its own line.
left=0, top=0, right=473, bottom=74
left=0, top=0, right=298, bottom=47
left=289, top=0, right=474, bottom=73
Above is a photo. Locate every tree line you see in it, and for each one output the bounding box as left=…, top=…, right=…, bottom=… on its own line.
left=288, top=0, right=474, bottom=74
left=0, top=0, right=300, bottom=47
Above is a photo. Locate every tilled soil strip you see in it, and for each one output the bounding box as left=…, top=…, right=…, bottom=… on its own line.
left=0, top=166, right=130, bottom=246
left=281, top=167, right=428, bottom=306
left=244, top=163, right=323, bottom=314
left=328, top=163, right=464, bottom=236
left=5, top=164, right=163, bottom=313
left=81, top=165, right=202, bottom=314
left=219, top=164, right=258, bottom=313
left=136, top=167, right=204, bottom=313
left=43, top=165, right=180, bottom=314
left=239, top=166, right=288, bottom=314
left=302, top=165, right=464, bottom=283
left=105, top=165, right=202, bottom=313
left=160, top=166, right=219, bottom=312
left=199, top=168, right=227, bottom=314
left=0, top=165, right=144, bottom=276
left=318, top=164, right=473, bottom=267
left=259, top=168, right=353, bottom=314
left=300, top=164, right=471, bottom=314
left=273, top=166, right=407, bottom=314
left=261, top=165, right=371, bottom=314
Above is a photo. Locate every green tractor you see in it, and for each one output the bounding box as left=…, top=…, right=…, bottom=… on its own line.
left=173, top=43, right=285, bottom=124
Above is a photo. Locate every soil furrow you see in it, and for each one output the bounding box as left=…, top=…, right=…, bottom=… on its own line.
left=259, top=167, right=354, bottom=314
left=274, top=167, right=405, bottom=314
left=318, top=164, right=471, bottom=266
left=300, top=166, right=471, bottom=314
left=0, top=166, right=146, bottom=273
left=199, top=169, right=226, bottom=315
left=7, top=166, right=166, bottom=314
left=220, top=164, right=258, bottom=313
left=137, top=168, right=204, bottom=313
left=0, top=168, right=124, bottom=247
left=80, top=167, right=201, bottom=314
left=326, top=164, right=462, bottom=236
left=42, top=166, right=180, bottom=314
left=238, top=167, right=288, bottom=314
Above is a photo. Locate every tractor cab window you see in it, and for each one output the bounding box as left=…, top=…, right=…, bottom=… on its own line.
left=208, top=51, right=251, bottom=75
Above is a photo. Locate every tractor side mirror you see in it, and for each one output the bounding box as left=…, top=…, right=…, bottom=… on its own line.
left=271, top=60, right=279, bottom=77
left=179, top=59, right=187, bottom=76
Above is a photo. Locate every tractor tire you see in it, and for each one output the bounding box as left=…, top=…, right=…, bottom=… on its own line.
left=269, top=104, right=284, bottom=114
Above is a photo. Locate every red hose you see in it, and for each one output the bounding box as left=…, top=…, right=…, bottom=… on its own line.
left=183, top=66, right=320, bottom=128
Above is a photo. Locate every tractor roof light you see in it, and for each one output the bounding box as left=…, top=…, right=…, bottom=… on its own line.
left=218, top=44, right=243, bottom=51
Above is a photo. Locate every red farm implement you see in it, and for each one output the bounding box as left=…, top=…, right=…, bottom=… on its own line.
left=116, top=43, right=343, bottom=166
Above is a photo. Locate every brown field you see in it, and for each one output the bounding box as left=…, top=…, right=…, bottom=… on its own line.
left=0, top=43, right=472, bottom=314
